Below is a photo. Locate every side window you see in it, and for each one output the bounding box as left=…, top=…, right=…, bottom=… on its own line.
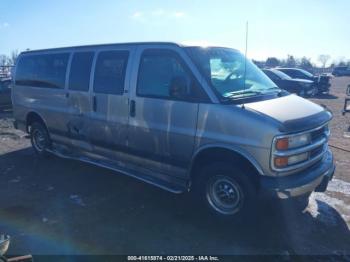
left=265, top=71, right=278, bottom=80
left=69, top=52, right=94, bottom=91
left=295, top=71, right=304, bottom=78
left=16, top=53, right=69, bottom=89
left=93, top=51, right=129, bottom=95
left=286, top=70, right=296, bottom=78
left=137, top=50, right=206, bottom=101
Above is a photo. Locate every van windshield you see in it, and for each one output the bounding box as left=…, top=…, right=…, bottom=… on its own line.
left=186, top=47, right=279, bottom=100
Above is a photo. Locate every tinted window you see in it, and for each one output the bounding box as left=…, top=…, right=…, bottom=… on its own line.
left=281, top=69, right=296, bottom=77
left=264, top=70, right=279, bottom=80
left=93, top=51, right=129, bottom=95
left=16, top=53, right=69, bottom=89
left=137, top=50, right=197, bottom=99
left=291, top=71, right=303, bottom=78
left=273, top=70, right=292, bottom=80
left=69, top=52, right=94, bottom=91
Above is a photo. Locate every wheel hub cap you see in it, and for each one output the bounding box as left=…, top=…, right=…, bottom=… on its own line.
left=206, top=176, right=243, bottom=215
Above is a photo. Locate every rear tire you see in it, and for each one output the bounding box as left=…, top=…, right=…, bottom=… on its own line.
left=30, top=122, right=51, bottom=157
left=192, top=162, right=257, bottom=220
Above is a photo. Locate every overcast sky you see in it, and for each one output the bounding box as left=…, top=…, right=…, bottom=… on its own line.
left=0, top=0, right=349, bottom=65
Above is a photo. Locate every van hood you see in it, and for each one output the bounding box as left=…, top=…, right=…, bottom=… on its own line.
left=244, top=94, right=332, bottom=133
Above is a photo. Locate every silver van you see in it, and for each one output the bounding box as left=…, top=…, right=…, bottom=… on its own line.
left=12, top=42, right=335, bottom=218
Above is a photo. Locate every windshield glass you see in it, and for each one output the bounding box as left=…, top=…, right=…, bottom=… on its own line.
left=186, top=47, right=278, bottom=100
left=272, top=69, right=292, bottom=80
left=298, top=69, right=313, bottom=78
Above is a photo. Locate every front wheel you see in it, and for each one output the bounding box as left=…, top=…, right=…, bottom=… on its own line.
left=192, top=162, right=257, bottom=220
left=30, top=122, right=51, bottom=157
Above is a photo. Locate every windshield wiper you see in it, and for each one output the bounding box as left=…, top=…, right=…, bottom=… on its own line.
left=225, top=90, right=263, bottom=98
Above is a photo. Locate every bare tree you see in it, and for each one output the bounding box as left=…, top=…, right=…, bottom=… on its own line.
left=285, top=55, right=296, bottom=67
left=10, top=50, right=19, bottom=65
left=265, top=57, right=280, bottom=68
left=300, top=57, right=313, bottom=71
left=0, top=55, right=8, bottom=66
left=318, top=54, right=331, bottom=68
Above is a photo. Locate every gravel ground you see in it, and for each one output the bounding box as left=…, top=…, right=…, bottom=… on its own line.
left=0, top=78, right=349, bottom=258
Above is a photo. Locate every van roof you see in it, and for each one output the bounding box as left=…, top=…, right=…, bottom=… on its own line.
left=20, top=42, right=238, bottom=55
left=20, top=42, right=185, bottom=54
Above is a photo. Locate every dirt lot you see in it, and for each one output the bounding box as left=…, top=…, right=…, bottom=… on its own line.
left=0, top=77, right=349, bottom=257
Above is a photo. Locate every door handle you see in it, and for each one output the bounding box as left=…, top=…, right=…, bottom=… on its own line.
left=130, top=100, right=136, bottom=117
left=93, top=95, right=97, bottom=112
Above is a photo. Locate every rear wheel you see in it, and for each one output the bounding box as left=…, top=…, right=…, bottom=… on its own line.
left=192, top=162, right=257, bottom=220
left=30, top=122, right=51, bottom=157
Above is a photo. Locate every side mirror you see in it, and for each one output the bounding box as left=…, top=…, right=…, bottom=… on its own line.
left=347, top=85, right=350, bottom=96
left=169, top=76, right=189, bottom=99
left=343, top=98, right=350, bottom=115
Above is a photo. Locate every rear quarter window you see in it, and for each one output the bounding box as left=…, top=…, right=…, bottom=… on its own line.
left=16, top=53, right=69, bottom=89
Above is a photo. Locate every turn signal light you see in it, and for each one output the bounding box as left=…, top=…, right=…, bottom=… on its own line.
left=274, top=157, right=288, bottom=168
left=276, top=138, right=289, bottom=150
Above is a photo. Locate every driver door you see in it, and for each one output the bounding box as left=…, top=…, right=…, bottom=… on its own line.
left=127, top=48, right=204, bottom=177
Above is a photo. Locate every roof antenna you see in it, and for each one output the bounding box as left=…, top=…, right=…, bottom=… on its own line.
left=242, top=21, right=249, bottom=109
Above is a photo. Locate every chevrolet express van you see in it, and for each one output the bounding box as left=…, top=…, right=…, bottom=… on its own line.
left=12, top=42, right=335, bottom=218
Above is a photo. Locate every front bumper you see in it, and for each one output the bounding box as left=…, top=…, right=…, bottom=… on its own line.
left=260, top=150, right=335, bottom=199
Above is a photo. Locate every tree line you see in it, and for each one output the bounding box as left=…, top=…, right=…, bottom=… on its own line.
left=253, top=54, right=349, bottom=71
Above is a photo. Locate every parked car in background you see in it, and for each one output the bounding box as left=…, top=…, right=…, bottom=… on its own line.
left=263, top=69, right=315, bottom=97
left=0, top=78, right=12, bottom=107
left=333, top=66, right=350, bottom=77
left=278, top=68, right=331, bottom=94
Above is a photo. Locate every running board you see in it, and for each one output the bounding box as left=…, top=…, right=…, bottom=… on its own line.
left=46, top=148, right=186, bottom=194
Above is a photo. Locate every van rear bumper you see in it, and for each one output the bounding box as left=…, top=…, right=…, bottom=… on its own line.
left=260, top=150, right=335, bottom=199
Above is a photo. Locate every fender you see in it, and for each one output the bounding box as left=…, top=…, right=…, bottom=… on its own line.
left=189, top=143, right=265, bottom=176
left=26, top=110, right=49, bottom=133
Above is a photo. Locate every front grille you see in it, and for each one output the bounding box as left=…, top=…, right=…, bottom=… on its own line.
left=310, top=145, right=324, bottom=158
left=271, top=124, right=329, bottom=173
left=311, top=126, right=326, bottom=141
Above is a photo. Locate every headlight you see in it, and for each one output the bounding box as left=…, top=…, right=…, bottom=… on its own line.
left=274, top=152, right=309, bottom=168
left=275, top=133, right=311, bottom=150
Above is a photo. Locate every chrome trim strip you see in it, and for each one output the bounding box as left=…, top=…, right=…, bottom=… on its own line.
left=274, top=137, right=326, bottom=157
left=272, top=145, right=327, bottom=172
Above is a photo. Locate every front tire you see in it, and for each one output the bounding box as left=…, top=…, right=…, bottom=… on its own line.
left=192, top=162, right=257, bottom=220
left=30, top=122, right=51, bottom=157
